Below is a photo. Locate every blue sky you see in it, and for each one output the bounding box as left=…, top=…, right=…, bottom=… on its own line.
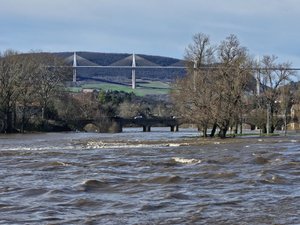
left=1, top=0, right=300, bottom=67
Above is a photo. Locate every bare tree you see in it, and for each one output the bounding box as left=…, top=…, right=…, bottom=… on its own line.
left=16, top=54, right=41, bottom=132
left=172, top=34, right=254, bottom=138
left=0, top=50, right=22, bottom=132
left=34, top=53, right=70, bottom=120
left=0, top=50, right=71, bottom=133
left=185, top=33, right=215, bottom=67
left=214, top=34, right=253, bottom=137
left=172, top=33, right=216, bottom=137
left=258, top=55, right=295, bottom=133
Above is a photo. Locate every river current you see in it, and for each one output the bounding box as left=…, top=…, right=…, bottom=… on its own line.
left=0, top=128, right=299, bottom=224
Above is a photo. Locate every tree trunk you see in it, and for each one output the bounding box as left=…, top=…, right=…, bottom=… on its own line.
left=262, top=125, right=267, bottom=134
left=234, top=123, right=238, bottom=134
left=218, top=120, right=229, bottom=138
left=21, top=107, right=26, bottom=133
left=239, top=120, right=243, bottom=135
left=269, top=108, right=275, bottom=133
left=5, top=109, right=13, bottom=133
left=218, top=127, right=228, bottom=138
left=270, top=125, right=275, bottom=133
left=210, top=123, right=217, bottom=137
left=202, top=126, right=208, bottom=137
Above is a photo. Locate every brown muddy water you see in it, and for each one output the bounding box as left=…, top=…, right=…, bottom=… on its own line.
left=0, top=128, right=299, bottom=224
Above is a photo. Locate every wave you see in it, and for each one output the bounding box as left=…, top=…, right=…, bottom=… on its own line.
left=172, top=157, right=202, bottom=164
left=47, top=161, right=71, bottom=167
left=145, top=175, right=184, bottom=184
left=254, top=156, right=269, bottom=164
left=84, top=140, right=193, bottom=149
left=0, top=145, right=79, bottom=152
left=260, top=175, right=288, bottom=185
left=85, top=141, right=170, bottom=149
left=67, top=198, right=100, bottom=207
left=210, top=172, right=237, bottom=179
left=140, top=202, right=170, bottom=211
left=165, top=192, right=190, bottom=200
left=194, top=171, right=237, bottom=179
left=79, top=179, right=111, bottom=192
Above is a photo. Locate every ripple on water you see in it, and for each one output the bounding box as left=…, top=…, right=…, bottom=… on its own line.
left=165, top=192, right=190, bottom=200
left=47, top=161, right=72, bottom=167
left=63, top=198, right=101, bottom=208
left=253, top=156, right=270, bottom=164
left=193, top=171, right=237, bottom=180
left=259, top=174, right=289, bottom=185
left=140, top=202, right=170, bottom=211
left=145, top=175, right=184, bottom=184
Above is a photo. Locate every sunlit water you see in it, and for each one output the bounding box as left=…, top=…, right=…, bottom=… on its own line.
left=0, top=128, right=299, bottom=224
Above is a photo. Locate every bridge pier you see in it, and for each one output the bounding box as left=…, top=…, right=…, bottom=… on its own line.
left=170, top=125, right=179, bottom=132
left=143, top=125, right=151, bottom=132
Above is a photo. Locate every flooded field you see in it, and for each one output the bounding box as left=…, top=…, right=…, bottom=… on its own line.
left=0, top=129, right=299, bottom=224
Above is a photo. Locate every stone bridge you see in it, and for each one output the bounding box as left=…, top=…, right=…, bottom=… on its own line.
left=115, top=117, right=181, bottom=132
left=75, top=117, right=182, bottom=132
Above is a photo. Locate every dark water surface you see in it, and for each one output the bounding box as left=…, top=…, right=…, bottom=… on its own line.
left=0, top=129, right=299, bottom=224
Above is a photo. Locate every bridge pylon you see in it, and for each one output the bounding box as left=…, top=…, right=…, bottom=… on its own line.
left=73, top=52, right=77, bottom=83
left=132, top=53, right=136, bottom=89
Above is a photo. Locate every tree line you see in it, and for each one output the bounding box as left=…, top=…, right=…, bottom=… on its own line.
left=1, top=35, right=299, bottom=136
left=0, top=50, right=71, bottom=133
left=171, top=33, right=297, bottom=138
left=0, top=50, right=173, bottom=133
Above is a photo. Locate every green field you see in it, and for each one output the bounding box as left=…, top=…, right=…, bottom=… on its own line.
left=67, top=80, right=171, bottom=96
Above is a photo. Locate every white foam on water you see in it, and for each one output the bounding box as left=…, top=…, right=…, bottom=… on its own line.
left=85, top=141, right=169, bottom=149
left=0, top=145, right=79, bottom=151
left=172, top=157, right=202, bottom=164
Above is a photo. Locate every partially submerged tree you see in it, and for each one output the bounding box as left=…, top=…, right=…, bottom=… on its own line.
left=214, top=34, right=253, bottom=137
left=172, top=34, right=254, bottom=138
left=258, top=55, right=295, bottom=133
left=172, top=33, right=217, bottom=137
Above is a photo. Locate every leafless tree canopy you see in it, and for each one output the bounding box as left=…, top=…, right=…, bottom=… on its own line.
left=0, top=51, right=70, bottom=133
left=172, top=34, right=295, bottom=138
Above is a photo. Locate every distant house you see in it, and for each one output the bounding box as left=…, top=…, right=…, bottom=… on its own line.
left=289, top=104, right=300, bottom=130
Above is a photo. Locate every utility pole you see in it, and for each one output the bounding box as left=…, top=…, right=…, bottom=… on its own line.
left=266, top=102, right=270, bottom=135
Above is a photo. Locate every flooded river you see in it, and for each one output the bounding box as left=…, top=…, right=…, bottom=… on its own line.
left=0, top=129, right=299, bottom=224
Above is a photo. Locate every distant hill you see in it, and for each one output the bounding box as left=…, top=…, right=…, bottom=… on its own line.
left=54, top=52, right=187, bottom=83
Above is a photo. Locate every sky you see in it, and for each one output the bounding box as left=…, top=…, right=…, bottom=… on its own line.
left=1, top=0, right=300, bottom=67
